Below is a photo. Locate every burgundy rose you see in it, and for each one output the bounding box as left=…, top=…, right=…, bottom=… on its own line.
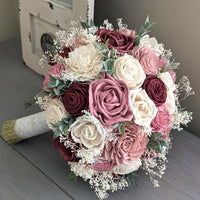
left=59, top=46, right=71, bottom=58
left=89, top=72, right=133, bottom=127
left=62, top=83, right=89, bottom=118
left=48, top=46, right=70, bottom=66
left=53, top=135, right=79, bottom=162
left=142, top=75, right=167, bottom=107
left=96, top=29, right=134, bottom=53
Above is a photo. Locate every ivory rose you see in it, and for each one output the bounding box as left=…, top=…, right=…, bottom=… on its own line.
left=131, top=46, right=160, bottom=75
left=113, top=54, right=146, bottom=89
left=45, top=99, right=68, bottom=129
left=65, top=44, right=103, bottom=81
left=104, top=123, right=149, bottom=165
left=158, top=72, right=176, bottom=91
left=139, top=34, right=164, bottom=56
left=89, top=72, right=133, bottom=127
left=69, top=114, right=106, bottom=150
left=111, top=159, right=142, bottom=175
left=129, top=89, right=157, bottom=127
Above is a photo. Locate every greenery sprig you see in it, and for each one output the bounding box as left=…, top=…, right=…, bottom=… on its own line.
left=147, top=132, right=168, bottom=154
left=134, top=16, right=156, bottom=46
left=52, top=116, right=75, bottom=139
left=45, top=75, right=73, bottom=98
left=125, top=172, right=137, bottom=186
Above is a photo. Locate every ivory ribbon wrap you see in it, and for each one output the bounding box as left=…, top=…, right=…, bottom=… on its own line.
left=2, top=111, right=50, bottom=144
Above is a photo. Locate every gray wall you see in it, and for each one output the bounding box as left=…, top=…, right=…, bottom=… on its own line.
left=0, top=0, right=20, bottom=41
left=95, top=0, right=200, bottom=137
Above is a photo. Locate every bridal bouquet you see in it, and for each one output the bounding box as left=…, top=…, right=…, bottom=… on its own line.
left=2, top=17, right=194, bottom=199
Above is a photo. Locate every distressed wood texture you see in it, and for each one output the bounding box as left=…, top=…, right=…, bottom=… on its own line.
left=0, top=39, right=200, bottom=200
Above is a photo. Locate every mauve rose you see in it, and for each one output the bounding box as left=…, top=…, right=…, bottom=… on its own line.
left=132, top=46, right=160, bottom=75
left=43, top=64, right=65, bottom=90
left=151, top=105, right=170, bottom=133
left=53, top=135, right=79, bottom=162
left=62, top=83, right=89, bottom=118
left=104, top=123, right=149, bottom=165
left=96, top=29, right=134, bottom=53
left=160, top=126, right=171, bottom=139
left=88, top=157, right=114, bottom=171
left=89, top=72, right=133, bottom=127
left=142, top=75, right=167, bottom=107
left=118, top=28, right=135, bottom=39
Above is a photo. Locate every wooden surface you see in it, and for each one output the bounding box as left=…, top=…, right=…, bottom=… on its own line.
left=0, top=38, right=200, bottom=200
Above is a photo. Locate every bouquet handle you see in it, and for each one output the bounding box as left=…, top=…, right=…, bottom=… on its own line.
left=2, top=111, right=50, bottom=144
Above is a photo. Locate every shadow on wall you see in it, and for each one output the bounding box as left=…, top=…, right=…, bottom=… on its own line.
left=0, top=0, right=20, bottom=41
left=94, top=0, right=200, bottom=137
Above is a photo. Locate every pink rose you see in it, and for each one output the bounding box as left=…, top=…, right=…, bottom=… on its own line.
left=151, top=105, right=170, bottom=133
left=131, top=46, right=160, bottom=75
left=43, top=64, right=65, bottom=90
left=89, top=72, right=133, bottom=127
left=118, top=28, right=135, bottom=39
left=169, top=71, right=176, bottom=83
left=160, top=126, right=171, bottom=139
left=104, top=123, right=149, bottom=165
left=69, top=36, right=88, bottom=51
left=159, top=57, right=167, bottom=68
left=96, top=29, right=134, bottom=53
left=88, top=157, right=114, bottom=171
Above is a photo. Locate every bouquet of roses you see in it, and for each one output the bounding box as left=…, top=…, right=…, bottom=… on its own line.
left=2, top=17, right=194, bottom=199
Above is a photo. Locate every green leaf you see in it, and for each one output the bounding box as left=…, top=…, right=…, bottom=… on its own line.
left=67, top=171, right=77, bottom=181
left=134, top=16, right=156, bottom=46
left=46, top=43, right=56, bottom=53
left=118, top=124, right=125, bottom=135
left=24, top=97, right=37, bottom=109
left=80, top=21, right=91, bottom=29
left=53, top=129, right=61, bottom=139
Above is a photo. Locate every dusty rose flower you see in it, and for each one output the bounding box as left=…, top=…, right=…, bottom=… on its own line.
left=89, top=72, right=133, bottom=127
left=62, top=83, right=89, bottom=118
left=151, top=105, right=170, bottom=133
left=142, top=75, right=167, bottom=107
left=96, top=29, right=134, bottom=53
left=88, top=157, right=114, bottom=171
left=131, top=46, right=160, bottom=75
left=43, top=64, right=65, bottom=90
left=118, top=28, right=135, bottom=39
left=160, top=126, right=171, bottom=139
left=104, top=123, right=149, bottom=165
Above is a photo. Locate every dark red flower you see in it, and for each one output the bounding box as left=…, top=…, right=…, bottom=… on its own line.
left=142, top=75, right=167, bottom=107
left=62, top=83, right=89, bottom=118
left=96, top=29, right=134, bottom=53
left=58, top=46, right=71, bottom=58
left=53, top=135, right=79, bottom=162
